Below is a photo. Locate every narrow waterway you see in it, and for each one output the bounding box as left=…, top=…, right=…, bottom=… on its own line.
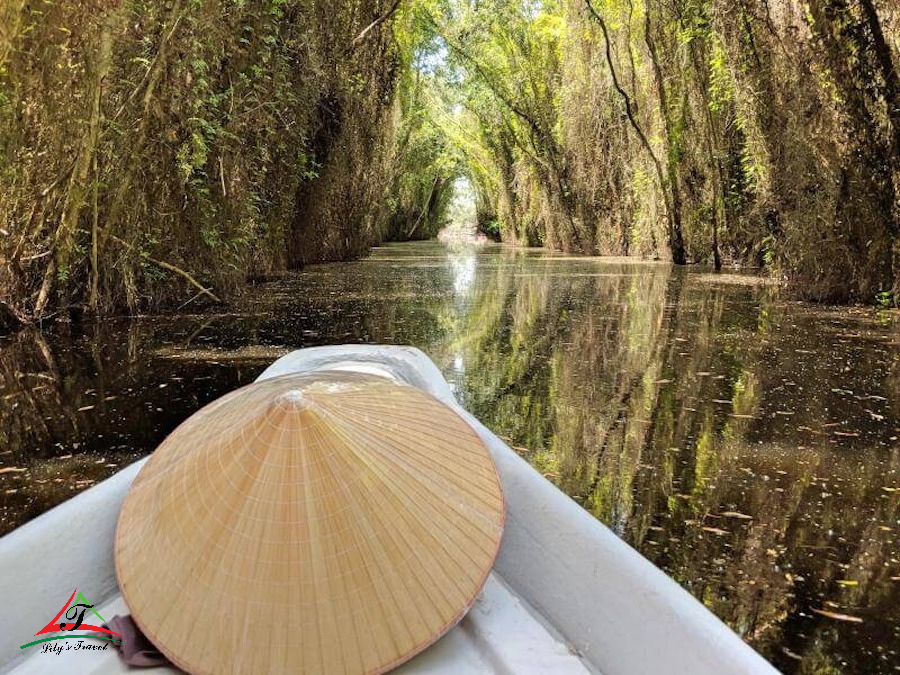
left=1, top=242, right=898, bottom=673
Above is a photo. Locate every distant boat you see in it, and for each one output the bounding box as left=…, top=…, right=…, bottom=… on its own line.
left=0, top=345, right=776, bottom=674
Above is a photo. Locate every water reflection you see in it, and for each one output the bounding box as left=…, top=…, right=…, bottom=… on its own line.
left=450, top=249, right=477, bottom=298
left=0, top=242, right=898, bottom=672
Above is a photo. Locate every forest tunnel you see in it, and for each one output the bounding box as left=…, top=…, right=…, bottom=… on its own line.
left=1, top=0, right=898, bottom=321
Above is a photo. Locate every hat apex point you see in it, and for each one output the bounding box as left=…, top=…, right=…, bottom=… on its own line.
left=274, top=388, right=311, bottom=410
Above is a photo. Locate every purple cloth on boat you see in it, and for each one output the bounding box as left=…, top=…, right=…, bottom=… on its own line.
left=93, top=615, right=173, bottom=668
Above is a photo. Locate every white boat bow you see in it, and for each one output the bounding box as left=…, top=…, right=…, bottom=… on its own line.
left=0, top=345, right=777, bottom=674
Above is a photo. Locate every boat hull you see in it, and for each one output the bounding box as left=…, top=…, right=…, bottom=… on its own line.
left=0, top=345, right=776, bottom=674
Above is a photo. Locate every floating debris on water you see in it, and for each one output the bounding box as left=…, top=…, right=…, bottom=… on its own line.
left=1, top=243, right=898, bottom=672
left=812, top=609, right=864, bottom=623
left=701, top=526, right=730, bottom=536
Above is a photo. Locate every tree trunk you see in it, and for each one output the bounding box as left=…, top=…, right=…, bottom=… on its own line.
left=644, top=3, right=687, bottom=265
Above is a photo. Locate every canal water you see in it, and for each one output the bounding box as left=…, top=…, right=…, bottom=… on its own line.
left=1, top=242, right=898, bottom=672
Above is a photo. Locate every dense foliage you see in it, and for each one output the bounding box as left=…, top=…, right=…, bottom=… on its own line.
left=0, top=0, right=415, bottom=322
left=1, top=0, right=899, bottom=321
left=427, top=0, right=900, bottom=302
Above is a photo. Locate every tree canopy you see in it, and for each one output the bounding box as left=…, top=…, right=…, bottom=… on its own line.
left=1, top=0, right=898, bottom=322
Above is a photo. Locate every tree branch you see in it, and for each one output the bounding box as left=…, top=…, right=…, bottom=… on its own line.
left=109, top=235, right=222, bottom=303
left=584, top=0, right=679, bottom=258
left=584, top=0, right=664, bottom=188
left=352, top=0, right=403, bottom=49
left=149, top=258, right=222, bottom=304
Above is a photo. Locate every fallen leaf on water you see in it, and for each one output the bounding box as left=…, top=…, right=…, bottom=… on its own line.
left=836, top=580, right=859, bottom=587
left=77, top=405, right=95, bottom=412
left=781, top=648, right=802, bottom=661
left=721, top=511, right=754, bottom=520
left=812, top=609, right=863, bottom=623
left=702, top=526, right=729, bottom=536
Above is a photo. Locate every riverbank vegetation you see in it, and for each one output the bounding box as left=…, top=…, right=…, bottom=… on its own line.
left=1, top=0, right=430, bottom=323
left=426, top=0, right=900, bottom=303
left=1, top=0, right=898, bottom=322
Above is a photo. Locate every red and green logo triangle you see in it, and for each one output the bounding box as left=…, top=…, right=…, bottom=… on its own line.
left=20, top=589, right=121, bottom=650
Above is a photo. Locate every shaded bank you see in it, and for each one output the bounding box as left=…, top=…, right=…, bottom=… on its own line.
left=0, top=0, right=423, bottom=323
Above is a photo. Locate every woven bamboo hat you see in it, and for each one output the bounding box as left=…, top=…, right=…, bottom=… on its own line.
left=115, top=371, right=504, bottom=675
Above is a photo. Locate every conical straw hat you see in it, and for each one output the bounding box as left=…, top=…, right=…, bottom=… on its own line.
left=115, top=371, right=504, bottom=675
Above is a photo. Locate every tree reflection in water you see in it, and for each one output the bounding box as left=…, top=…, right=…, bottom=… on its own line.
left=0, top=242, right=898, bottom=672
